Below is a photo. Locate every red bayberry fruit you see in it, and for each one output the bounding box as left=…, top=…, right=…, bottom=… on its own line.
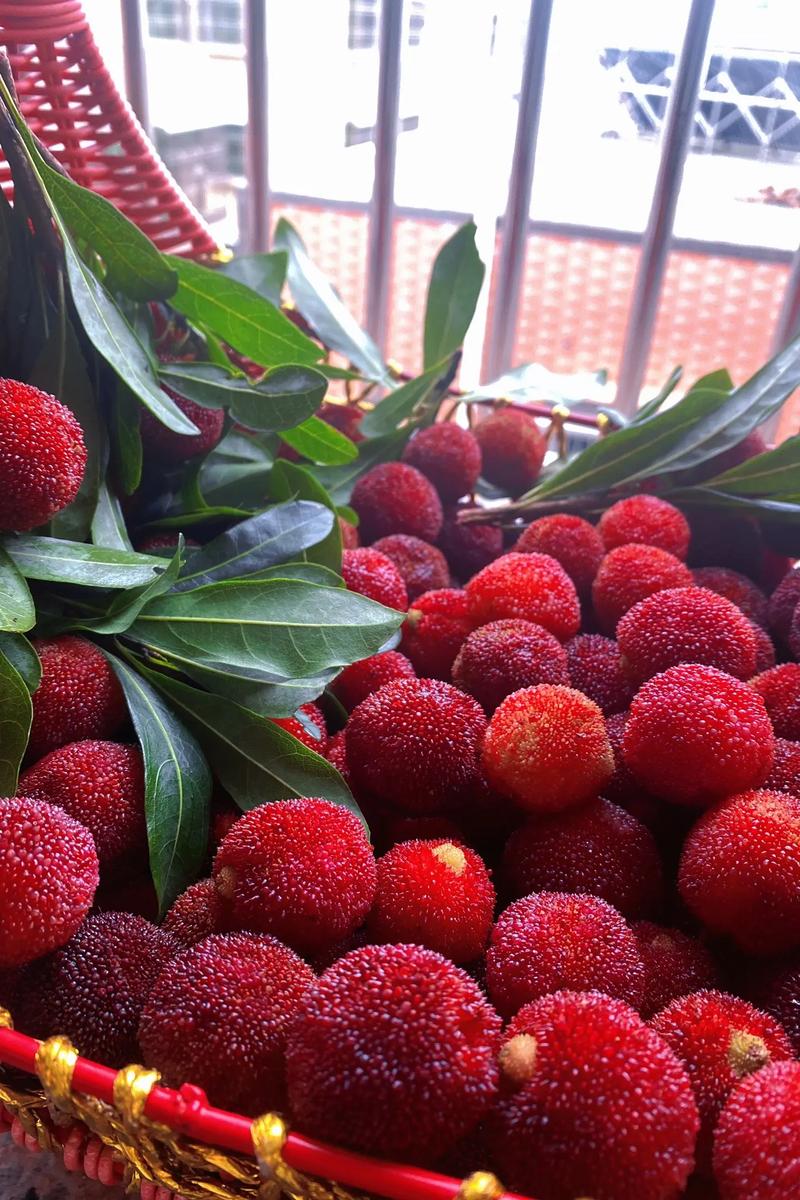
left=402, top=423, right=481, bottom=502
left=679, top=789, right=800, bottom=956
left=713, top=1060, right=800, bottom=1200
left=592, top=544, right=693, bottom=632
left=790, top=602, right=800, bottom=660
left=162, top=878, right=228, bottom=947
left=466, top=552, right=580, bottom=639
left=339, top=516, right=359, bottom=549
left=633, top=922, right=719, bottom=1019
left=0, top=378, right=86, bottom=532
left=341, top=547, right=408, bottom=611
left=487, top=990, right=698, bottom=1200
left=599, top=494, right=691, bottom=560
left=765, top=738, right=800, bottom=795
left=0, top=796, right=98, bottom=968
left=379, top=814, right=465, bottom=852
left=346, top=678, right=486, bottom=814
left=751, top=664, right=800, bottom=741
left=324, top=728, right=352, bottom=778
left=139, top=932, right=314, bottom=1115
left=516, top=514, right=604, bottom=596
left=452, top=619, right=569, bottom=714
left=318, top=401, right=363, bottom=442
left=482, top=684, right=613, bottom=813
left=651, top=989, right=794, bottom=1170
left=140, top=389, right=224, bottom=463
left=437, top=507, right=502, bottom=579
left=502, top=797, right=663, bottom=919
left=752, top=620, right=777, bottom=672
left=286, top=943, right=501, bottom=1163
left=371, top=533, right=449, bottom=600
left=21, top=912, right=177, bottom=1068
left=623, top=665, right=774, bottom=806
left=768, top=568, right=800, bottom=644
left=475, top=408, right=546, bottom=495
left=748, top=960, right=800, bottom=1056
left=213, top=798, right=376, bottom=955
left=486, top=892, right=645, bottom=1017
left=332, top=650, right=416, bottom=712
left=271, top=701, right=328, bottom=754
left=566, top=633, right=634, bottom=715
left=351, top=462, right=443, bottom=543
left=617, top=587, right=759, bottom=685
left=19, top=740, right=146, bottom=868
left=27, top=636, right=127, bottom=761
left=401, top=588, right=474, bottom=679
left=692, top=566, right=769, bottom=628
left=367, top=838, right=495, bottom=962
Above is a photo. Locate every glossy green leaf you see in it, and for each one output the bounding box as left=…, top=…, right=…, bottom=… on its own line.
left=0, top=633, right=40, bottom=693
left=669, top=487, right=800, bottom=524
left=423, top=222, right=484, bottom=368
left=268, top=460, right=341, bottom=569
left=220, top=251, right=287, bottom=306
left=92, top=477, right=134, bottom=551
left=279, top=415, right=357, bottom=465
left=160, top=360, right=326, bottom=433
left=0, top=648, right=32, bottom=793
left=0, top=548, right=35, bottom=632
left=111, top=382, right=143, bottom=496
left=706, top=434, right=800, bottom=495
left=6, top=535, right=163, bottom=588
left=80, top=541, right=184, bottom=635
left=360, top=362, right=446, bottom=437
left=180, top=656, right=338, bottom=718
left=630, top=366, right=683, bottom=424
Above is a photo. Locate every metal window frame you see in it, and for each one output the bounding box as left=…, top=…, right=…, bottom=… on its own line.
left=244, top=0, right=269, bottom=252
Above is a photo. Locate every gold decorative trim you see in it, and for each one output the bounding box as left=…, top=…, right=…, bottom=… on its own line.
left=457, top=1171, right=505, bottom=1200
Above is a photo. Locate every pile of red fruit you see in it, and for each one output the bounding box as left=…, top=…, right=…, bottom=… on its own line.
left=5, top=397, right=800, bottom=1200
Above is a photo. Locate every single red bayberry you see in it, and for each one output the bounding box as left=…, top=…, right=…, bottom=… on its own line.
left=367, top=838, right=495, bottom=962
left=27, top=636, right=127, bottom=762
left=487, top=990, right=698, bottom=1200
left=765, top=738, right=800, bottom=795
left=466, top=552, right=580, bottom=639
left=474, top=408, right=546, bottom=495
left=752, top=620, right=777, bottom=672
left=371, top=533, right=449, bottom=600
left=162, top=878, right=228, bottom=947
left=633, top=922, right=718, bottom=1019
left=401, top=588, right=474, bottom=679
left=617, top=586, right=759, bottom=685
left=0, top=378, right=86, bottom=532
left=592, top=544, right=694, bottom=632
left=747, top=960, right=800, bottom=1056
left=790, top=601, right=800, bottom=660
left=516, top=514, right=604, bottom=596
left=402, top=423, right=482, bottom=502
left=213, top=798, right=376, bottom=955
left=271, top=702, right=328, bottom=754
left=339, top=516, right=359, bottom=549
left=692, top=566, right=769, bottom=628
left=751, top=664, right=800, bottom=741
left=623, top=665, right=774, bottom=806
left=346, top=678, right=487, bottom=813
left=502, top=797, right=663, bottom=919
left=437, top=507, right=502, bottom=580
left=599, top=494, right=691, bottom=560
left=482, top=684, right=613, bottom=813
left=565, top=633, right=634, bottom=715
left=286, top=943, right=501, bottom=1163
left=20, top=740, right=146, bottom=868
left=140, top=932, right=314, bottom=1115
left=342, top=547, right=408, bottom=611
left=486, top=891, right=645, bottom=1017
left=713, top=1060, right=800, bottom=1200
left=317, top=400, right=364, bottom=442
left=332, top=650, right=416, bottom=712
left=768, top=568, right=800, bottom=644
left=0, top=796, right=98, bottom=967
left=679, top=789, right=800, bottom=956
left=140, top=389, right=224, bottom=463
left=351, top=462, right=443, bottom=543
left=452, top=619, right=569, bottom=714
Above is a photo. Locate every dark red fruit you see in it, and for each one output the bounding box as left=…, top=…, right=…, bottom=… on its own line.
left=566, top=633, right=634, bottom=715
left=272, top=701, right=328, bottom=754
left=350, top=462, right=443, bottom=543
left=592, top=544, right=693, bottom=632
left=765, top=738, right=800, bottom=795
left=317, top=401, right=363, bottom=442
left=466, top=552, right=580, bottom=640
left=162, top=878, right=228, bottom=947
left=751, top=664, right=800, bottom=741
left=599, top=494, right=690, bottom=560
left=752, top=620, right=777, bottom=673
left=0, top=378, right=86, bottom=532
left=452, top=619, right=569, bottom=713
left=692, top=567, right=769, bottom=628
left=515, top=513, right=604, bottom=597
left=27, top=636, right=126, bottom=761
left=140, top=389, right=224, bottom=463
left=713, top=1060, right=800, bottom=1200
left=371, top=533, right=449, bottom=600
left=341, top=547, right=408, bottom=611
left=475, top=408, right=546, bottom=495
left=768, top=568, right=800, bottom=644
left=401, top=588, right=474, bottom=679
left=402, top=423, right=481, bottom=502
left=790, top=601, right=800, bottom=661
left=437, top=507, right=502, bottom=579
left=332, top=650, right=416, bottom=712
left=747, top=959, right=800, bottom=1056
left=633, top=922, right=718, bottom=1019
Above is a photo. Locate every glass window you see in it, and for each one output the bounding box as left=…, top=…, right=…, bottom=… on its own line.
left=146, top=0, right=191, bottom=41
left=348, top=0, right=378, bottom=51
left=198, top=0, right=243, bottom=45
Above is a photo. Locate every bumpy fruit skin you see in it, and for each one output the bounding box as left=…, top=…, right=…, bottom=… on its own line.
left=765, top=738, right=800, bottom=795
left=565, top=633, right=633, bottom=715
left=28, top=636, right=127, bottom=761
left=20, top=740, right=146, bottom=867
left=286, top=943, right=501, bottom=1163
left=632, top=922, right=718, bottom=1020
left=752, top=620, right=777, bottom=673
left=617, top=586, right=758, bottom=684
left=272, top=702, right=328, bottom=754
left=679, top=790, right=800, bottom=956
left=332, top=650, right=416, bottom=712
left=367, top=838, right=495, bottom=962
left=140, top=389, right=224, bottom=463
left=474, top=408, right=546, bottom=495
left=485, top=892, right=645, bottom=1017
left=437, top=507, right=502, bottom=579
left=402, top=423, right=481, bottom=502
left=371, top=533, right=449, bottom=600
left=350, top=462, right=443, bottom=543
left=346, top=678, right=487, bottom=813
left=0, top=797, right=98, bottom=968
left=401, top=588, right=474, bottom=679
left=515, top=514, right=604, bottom=597
left=341, top=547, right=408, bottom=611
left=502, top=797, right=663, bottom=919
left=748, top=960, right=800, bottom=1056
left=22, top=912, right=177, bottom=1068
left=599, top=494, right=691, bottom=560
left=213, top=798, right=376, bottom=955
left=487, top=990, right=699, bottom=1200
left=623, top=665, right=774, bottom=806
left=466, top=552, right=581, bottom=640
left=651, top=989, right=793, bottom=1170
left=713, top=1060, right=800, bottom=1200
left=140, top=932, right=314, bottom=1115
left=482, top=684, right=613, bottom=813
left=0, top=378, right=86, bottom=532
left=790, top=602, right=800, bottom=661
left=339, top=516, right=359, bottom=549
left=162, top=878, right=228, bottom=947
left=768, top=568, right=800, bottom=644
left=692, top=566, right=769, bottom=628
left=452, top=619, right=569, bottom=714
left=751, top=664, right=800, bottom=740
left=592, top=544, right=693, bottom=632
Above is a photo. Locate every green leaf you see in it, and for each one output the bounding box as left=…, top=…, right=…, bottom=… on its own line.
left=220, top=251, right=287, bottom=306
left=704, top=435, right=800, bottom=495
left=160, top=361, right=326, bottom=432
left=5, top=535, right=164, bottom=588
left=41, top=165, right=177, bottom=301
left=0, top=548, right=35, bottom=632
left=92, top=477, right=134, bottom=551
left=0, top=633, right=40, bottom=693
left=314, top=429, right=409, bottom=504
left=669, top=487, right=800, bottom=524
left=0, top=648, right=32, bottom=793
left=79, top=540, right=184, bottom=635
left=110, top=382, right=143, bottom=496
left=268, top=460, right=342, bottom=569
left=140, top=667, right=364, bottom=825
left=630, top=366, right=683, bottom=424
left=274, top=218, right=392, bottom=384
left=109, top=654, right=211, bottom=916
left=280, top=415, right=357, bottom=465
left=168, top=256, right=320, bottom=369
left=423, top=222, right=484, bottom=368
left=180, top=657, right=337, bottom=718
left=360, top=362, right=447, bottom=437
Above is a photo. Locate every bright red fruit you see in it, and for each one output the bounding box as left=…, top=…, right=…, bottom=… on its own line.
left=474, top=408, right=546, bottom=495
left=350, top=462, right=443, bottom=543
left=452, top=618, right=569, bottom=714
left=342, top=547, right=408, bottom=611
left=713, top=1061, right=800, bottom=1200
left=402, top=422, right=481, bottom=502
left=592, top=544, right=693, bottom=632
left=466, top=552, right=580, bottom=639
left=28, top=636, right=126, bottom=761
left=598, top=494, right=691, bottom=559
left=0, top=378, right=86, bottom=531
left=515, top=514, right=604, bottom=596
